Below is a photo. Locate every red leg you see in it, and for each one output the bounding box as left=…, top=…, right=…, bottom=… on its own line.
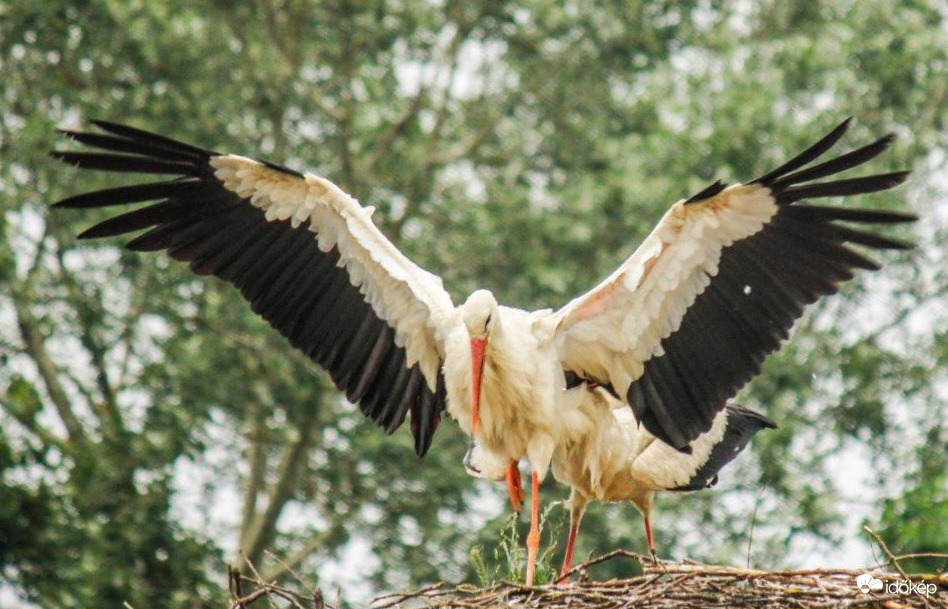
left=643, top=514, right=657, bottom=561
left=558, top=518, right=580, bottom=581
left=525, top=472, right=540, bottom=586
left=505, top=460, right=524, bottom=514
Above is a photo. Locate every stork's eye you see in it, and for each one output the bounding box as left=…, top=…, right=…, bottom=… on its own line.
left=484, top=313, right=492, bottom=332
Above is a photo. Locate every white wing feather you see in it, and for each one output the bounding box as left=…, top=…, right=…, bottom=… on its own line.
left=554, top=183, right=777, bottom=397
left=212, top=155, right=456, bottom=390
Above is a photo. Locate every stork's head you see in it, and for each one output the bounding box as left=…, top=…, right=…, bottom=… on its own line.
left=461, top=289, right=498, bottom=435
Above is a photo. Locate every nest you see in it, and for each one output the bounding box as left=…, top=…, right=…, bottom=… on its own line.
left=229, top=549, right=947, bottom=609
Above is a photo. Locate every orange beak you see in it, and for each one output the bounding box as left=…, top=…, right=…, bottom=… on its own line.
left=470, top=337, right=487, bottom=434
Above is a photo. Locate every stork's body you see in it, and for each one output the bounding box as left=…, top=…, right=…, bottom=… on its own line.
left=53, top=118, right=914, bottom=587
left=445, top=298, right=579, bottom=582
left=445, top=300, right=562, bottom=476
left=552, top=392, right=774, bottom=577
left=465, top=385, right=774, bottom=580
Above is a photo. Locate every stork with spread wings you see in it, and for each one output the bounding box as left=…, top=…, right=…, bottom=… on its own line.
left=53, top=117, right=913, bottom=584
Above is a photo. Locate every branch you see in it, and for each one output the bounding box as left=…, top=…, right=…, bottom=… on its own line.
left=426, top=117, right=496, bottom=167
left=241, top=405, right=319, bottom=567
left=1, top=386, right=64, bottom=450
left=285, top=0, right=306, bottom=71
left=375, top=554, right=948, bottom=608
left=5, top=224, right=82, bottom=448
left=260, top=531, right=328, bottom=581
left=333, top=0, right=359, bottom=190
left=268, top=107, right=288, bottom=163
left=240, top=400, right=270, bottom=548
left=425, top=24, right=466, bottom=151
left=258, top=0, right=284, bottom=64
left=230, top=554, right=330, bottom=609
left=556, top=549, right=652, bottom=583
left=372, top=583, right=445, bottom=609
left=54, top=249, right=125, bottom=441
left=211, top=0, right=337, bottom=124
left=115, top=297, right=145, bottom=390
left=365, top=85, right=430, bottom=172
left=864, top=526, right=909, bottom=579
left=13, top=295, right=86, bottom=446
left=59, top=365, right=102, bottom=415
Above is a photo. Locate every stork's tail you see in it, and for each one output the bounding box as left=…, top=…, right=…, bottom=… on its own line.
left=670, top=404, right=775, bottom=492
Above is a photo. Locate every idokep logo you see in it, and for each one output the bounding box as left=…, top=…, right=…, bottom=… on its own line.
left=856, top=573, right=938, bottom=597
left=856, top=573, right=883, bottom=593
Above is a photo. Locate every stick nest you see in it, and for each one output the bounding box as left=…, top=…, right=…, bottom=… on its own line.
left=230, top=550, right=947, bottom=609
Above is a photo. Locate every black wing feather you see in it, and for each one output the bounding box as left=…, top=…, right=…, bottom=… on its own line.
left=684, top=180, right=727, bottom=205
left=52, top=122, right=445, bottom=457
left=629, top=119, right=914, bottom=450
left=53, top=179, right=204, bottom=209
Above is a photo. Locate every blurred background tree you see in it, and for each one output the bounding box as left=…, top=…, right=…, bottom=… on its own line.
left=0, top=0, right=945, bottom=607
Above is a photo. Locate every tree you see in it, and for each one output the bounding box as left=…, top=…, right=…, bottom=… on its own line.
left=1, top=0, right=945, bottom=606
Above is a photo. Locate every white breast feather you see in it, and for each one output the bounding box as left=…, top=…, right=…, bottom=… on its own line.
left=211, top=155, right=455, bottom=390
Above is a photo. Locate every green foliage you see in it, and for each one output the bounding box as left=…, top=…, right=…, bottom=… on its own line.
left=0, top=0, right=946, bottom=606
left=470, top=513, right=525, bottom=586
left=470, top=501, right=566, bottom=586
left=873, top=426, right=948, bottom=574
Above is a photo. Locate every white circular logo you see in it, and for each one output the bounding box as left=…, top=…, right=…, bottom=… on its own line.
left=856, top=573, right=883, bottom=593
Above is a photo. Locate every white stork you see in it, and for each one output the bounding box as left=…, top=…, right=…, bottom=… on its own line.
left=463, top=386, right=775, bottom=580
left=52, top=118, right=913, bottom=585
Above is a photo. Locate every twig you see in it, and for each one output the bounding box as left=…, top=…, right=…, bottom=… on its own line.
left=373, top=583, right=445, bottom=608
left=746, top=486, right=767, bottom=568
left=864, top=526, right=910, bottom=579
left=369, top=555, right=946, bottom=609
left=229, top=564, right=243, bottom=605
left=231, top=553, right=334, bottom=609
left=264, top=550, right=324, bottom=609
left=894, top=553, right=948, bottom=562
left=240, top=549, right=268, bottom=582
left=227, top=549, right=946, bottom=609
left=557, top=548, right=653, bottom=581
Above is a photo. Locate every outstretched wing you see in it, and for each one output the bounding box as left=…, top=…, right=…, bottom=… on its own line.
left=52, top=121, right=457, bottom=456
left=554, top=119, right=914, bottom=451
